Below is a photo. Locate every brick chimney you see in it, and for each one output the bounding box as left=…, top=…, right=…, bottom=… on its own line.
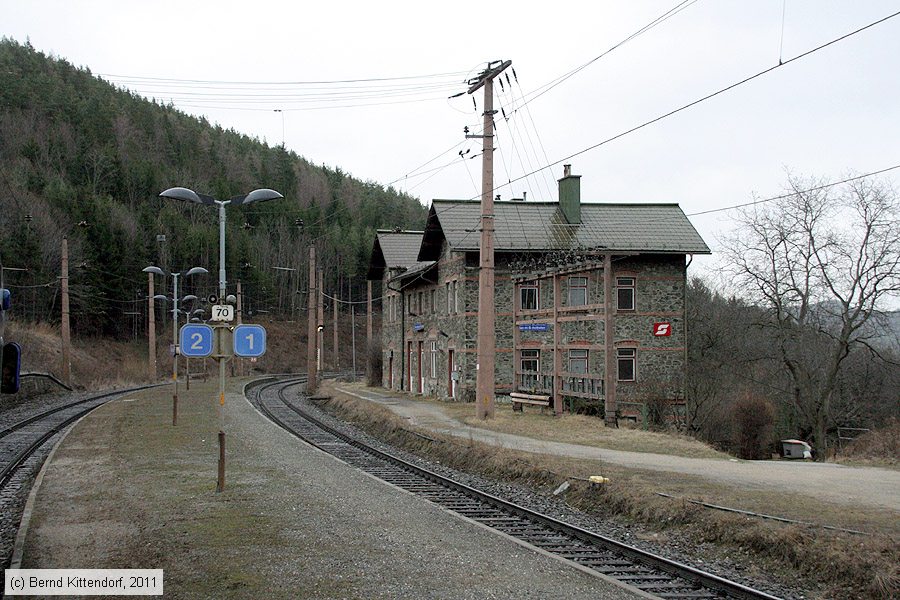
left=558, top=164, right=581, bottom=224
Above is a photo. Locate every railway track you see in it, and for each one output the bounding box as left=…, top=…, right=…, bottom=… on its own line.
left=0, top=386, right=156, bottom=569
left=251, top=377, right=782, bottom=600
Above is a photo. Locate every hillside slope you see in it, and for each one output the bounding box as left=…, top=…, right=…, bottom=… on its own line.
left=0, top=39, right=423, bottom=338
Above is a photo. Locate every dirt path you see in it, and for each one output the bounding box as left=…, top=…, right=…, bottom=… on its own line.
left=337, top=386, right=900, bottom=512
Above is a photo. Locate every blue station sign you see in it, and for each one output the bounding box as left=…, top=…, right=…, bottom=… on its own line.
left=519, top=322, right=550, bottom=332
left=233, top=324, right=266, bottom=358
left=179, top=324, right=214, bottom=357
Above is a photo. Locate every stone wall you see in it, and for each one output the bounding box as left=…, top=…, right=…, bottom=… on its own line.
left=380, top=250, right=687, bottom=420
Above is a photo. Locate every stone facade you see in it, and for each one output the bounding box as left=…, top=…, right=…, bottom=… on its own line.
left=379, top=248, right=687, bottom=421
left=369, top=167, right=708, bottom=423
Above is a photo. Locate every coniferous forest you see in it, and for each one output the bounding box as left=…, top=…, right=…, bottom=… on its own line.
left=0, top=38, right=426, bottom=338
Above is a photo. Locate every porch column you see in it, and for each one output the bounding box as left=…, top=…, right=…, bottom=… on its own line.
left=604, top=253, right=617, bottom=426
left=553, top=273, right=562, bottom=415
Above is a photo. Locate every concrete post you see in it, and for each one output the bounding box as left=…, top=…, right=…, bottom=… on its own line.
left=60, top=237, right=71, bottom=384
left=307, top=247, right=318, bottom=394
left=333, top=291, right=339, bottom=370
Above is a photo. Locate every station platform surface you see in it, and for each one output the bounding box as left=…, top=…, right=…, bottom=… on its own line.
left=14, top=379, right=638, bottom=599
left=332, top=384, right=900, bottom=513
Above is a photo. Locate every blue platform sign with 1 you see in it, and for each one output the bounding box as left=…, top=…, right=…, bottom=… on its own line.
left=233, top=324, right=266, bottom=358
left=180, top=324, right=213, bottom=357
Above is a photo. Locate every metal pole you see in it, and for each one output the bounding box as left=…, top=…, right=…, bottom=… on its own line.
left=60, top=237, right=71, bottom=384
left=307, top=247, right=318, bottom=394
left=172, top=272, right=179, bottom=426
left=148, top=272, right=156, bottom=380
left=216, top=201, right=228, bottom=493
left=236, top=280, right=243, bottom=378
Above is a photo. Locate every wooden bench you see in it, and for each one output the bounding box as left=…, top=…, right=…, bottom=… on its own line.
left=510, top=392, right=552, bottom=413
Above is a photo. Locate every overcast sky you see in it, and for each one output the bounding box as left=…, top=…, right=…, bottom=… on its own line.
left=3, top=0, right=899, bottom=290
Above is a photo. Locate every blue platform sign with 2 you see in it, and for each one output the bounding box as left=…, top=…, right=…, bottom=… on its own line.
left=233, top=324, right=266, bottom=357
left=180, top=324, right=213, bottom=357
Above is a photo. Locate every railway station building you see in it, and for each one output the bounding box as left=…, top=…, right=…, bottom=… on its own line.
left=367, top=166, right=710, bottom=424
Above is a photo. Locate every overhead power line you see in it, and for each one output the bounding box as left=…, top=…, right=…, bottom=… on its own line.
left=493, top=8, right=900, bottom=197
left=99, top=70, right=469, bottom=86
left=686, top=164, right=900, bottom=218
left=386, top=0, right=698, bottom=192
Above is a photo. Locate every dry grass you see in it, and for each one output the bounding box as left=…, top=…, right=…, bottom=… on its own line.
left=439, top=399, right=727, bottom=459
left=835, top=420, right=900, bottom=468
left=317, top=381, right=900, bottom=600
left=4, top=320, right=150, bottom=389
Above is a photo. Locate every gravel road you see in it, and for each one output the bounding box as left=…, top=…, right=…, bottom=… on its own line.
left=338, top=386, right=900, bottom=512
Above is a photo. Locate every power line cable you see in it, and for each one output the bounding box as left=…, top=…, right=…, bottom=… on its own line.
left=491, top=9, right=900, bottom=197
left=99, top=70, right=469, bottom=86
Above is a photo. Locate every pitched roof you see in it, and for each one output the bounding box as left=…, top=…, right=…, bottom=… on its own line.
left=366, top=230, right=425, bottom=280
left=419, top=200, right=710, bottom=260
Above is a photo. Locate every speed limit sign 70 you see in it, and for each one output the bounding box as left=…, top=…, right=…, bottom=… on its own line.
left=211, top=304, right=234, bottom=322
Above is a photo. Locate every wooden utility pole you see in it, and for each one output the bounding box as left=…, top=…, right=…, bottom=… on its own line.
left=307, top=247, right=318, bottom=394
left=236, top=281, right=243, bottom=324
left=468, top=60, right=511, bottom=420
left=333, top=292, right=339, bottom=370
left=317, top=269, right=324, bottom=372
left=351, top=303, right=357, bottom=377
left=148, top=271, right=156, bottom=380
left=366, top=281, right=373, bottom=381
left=366, top=281, right=373, bottom=345
left=60, top=237, right=71, bottom=384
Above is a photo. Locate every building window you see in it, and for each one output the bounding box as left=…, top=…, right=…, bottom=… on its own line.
left=408, top=292, right=414, bottom=315
left=520, top=349, right=539, bottom=372
left=430, top=341, right=438, bottom=378
left=616, top=277, right=635, bottom=311
left=430, top=289, right=436, bottom=314
left=520, top=349, right=540, bottom=389
left=568, top=277, right=587, bottom=306
left=519, top=281, right=538, bottom=310
left=454, top=280, right=460, bottom=314
left=446, top=282, right=451, bottom=314
left=568, top=349, right=588, bottom=373
left=617, top=347, right=636, bottom=381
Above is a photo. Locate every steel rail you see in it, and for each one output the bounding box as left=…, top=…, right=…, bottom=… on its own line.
left=252, top=377, right=782, bottom=600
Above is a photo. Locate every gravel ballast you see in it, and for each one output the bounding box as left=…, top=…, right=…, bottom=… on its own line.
left=15, top=378, right=639, bottom=599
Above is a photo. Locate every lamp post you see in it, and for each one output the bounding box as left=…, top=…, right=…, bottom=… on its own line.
left=143, top=265, right=207, bottom=426
left=159, top=186, right=283, bottom=493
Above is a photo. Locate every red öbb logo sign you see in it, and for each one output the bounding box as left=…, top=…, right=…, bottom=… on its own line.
left=653, top=322, right=671, bottom=336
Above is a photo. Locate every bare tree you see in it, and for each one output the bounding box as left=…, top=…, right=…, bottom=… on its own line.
left=723, top=174, right=900, bottom=457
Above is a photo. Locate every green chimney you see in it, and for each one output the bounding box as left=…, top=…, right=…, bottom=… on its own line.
left=558, top=164, right=581, bottom=224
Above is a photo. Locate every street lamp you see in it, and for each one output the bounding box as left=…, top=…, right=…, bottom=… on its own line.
left=159, top=186, right=283, bottom=493
left=143, top=265, right=208, bottom=426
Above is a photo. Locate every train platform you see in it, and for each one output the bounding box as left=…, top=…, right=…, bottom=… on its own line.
left=330, top=383, right=900, bottom=513
left=12, top=378, right=638, bottom=599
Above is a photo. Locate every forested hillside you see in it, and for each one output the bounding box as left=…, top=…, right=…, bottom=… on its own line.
left=0, top=39, right=426, bottom=337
